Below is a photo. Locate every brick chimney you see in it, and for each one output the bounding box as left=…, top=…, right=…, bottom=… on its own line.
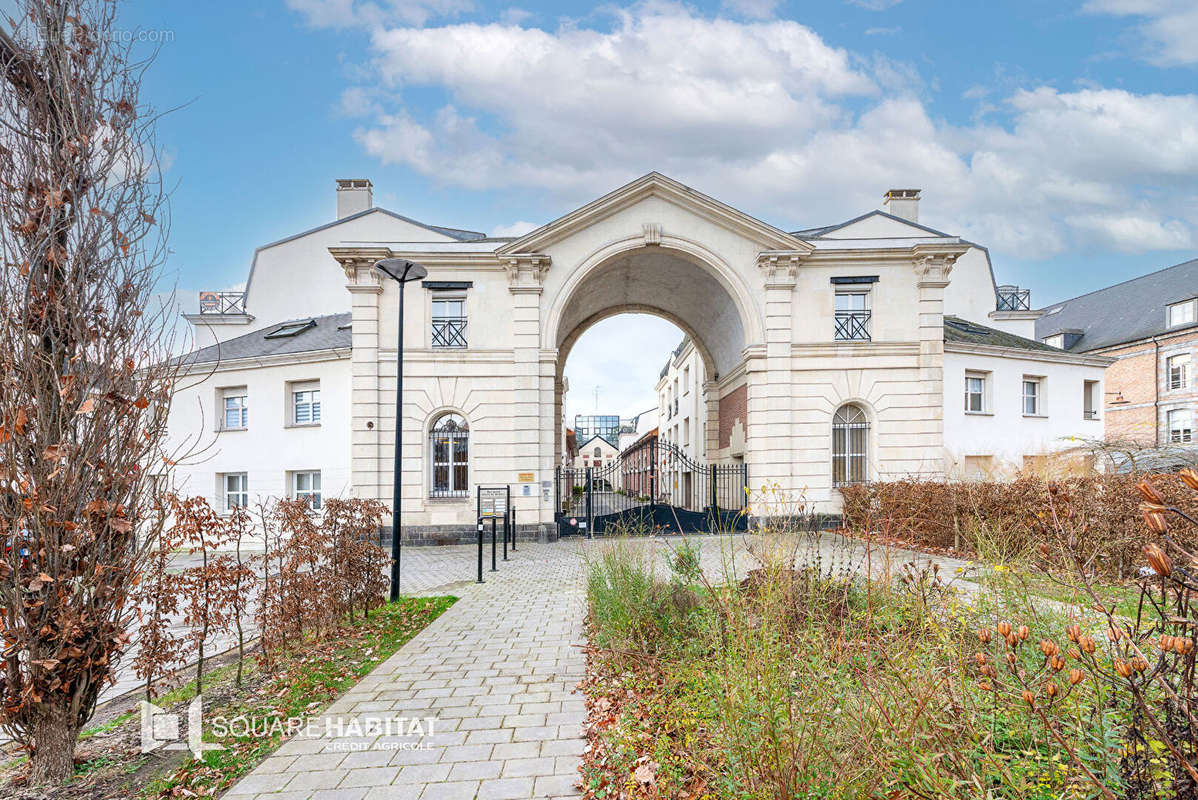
left=336, top=178, right=373, bottom=219
left=883, top=189, right=920, bottom=223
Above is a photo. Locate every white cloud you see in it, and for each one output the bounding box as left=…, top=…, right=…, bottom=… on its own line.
left=340, top=3, right=1198, bottom=258
left=286, top=0, right=472, bottom=29
left=491, top=220, right=539, bottom=238
left=720, top=0, right=779, bottom=20
left=1084, top=0, right=1198, bottom=66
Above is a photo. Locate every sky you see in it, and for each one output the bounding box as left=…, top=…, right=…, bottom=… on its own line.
left=109, top=0, right=1198, bottom=418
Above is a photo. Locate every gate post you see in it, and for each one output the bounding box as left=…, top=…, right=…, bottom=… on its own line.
left=585, top=466, right=594, bottom=539
left=710, top=464, right=718, bottom=526
left=648, top=443, right=656, bottom=513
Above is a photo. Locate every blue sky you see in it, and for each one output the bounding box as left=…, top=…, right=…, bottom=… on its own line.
left=119, top=0, right=1198, bottom=416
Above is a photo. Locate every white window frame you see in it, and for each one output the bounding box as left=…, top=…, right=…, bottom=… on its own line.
left=1043, top=334, right=1064, bottom=349
left=429, top=413, right=469, bottom=498
left=832, top=404, right=869, bottom=486
left=291, top=381, right=321, bottom=426
left=834, top=289, right=872, bottom=342
left=430, top=294, right=467, bottom=349
left=222, top=472, right=248, bottom=512
left=1168, top=408, right=1193, bottom=444
left=964, top=372, right=988, bottom=414
left=1083, top=380, right=1100, bottom=420
left=292, top=470, right=322, bottom=510
left=221, top=390, right=248, bottom=430
left=1167, top=353, right=1190, bottom=391
left=1168, top=299, right=1197, bottom=329
left=1022, top=377, right=1043, bottom=417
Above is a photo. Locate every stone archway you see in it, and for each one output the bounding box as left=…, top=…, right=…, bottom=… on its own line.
left=547, top=243, right=758, bottom=472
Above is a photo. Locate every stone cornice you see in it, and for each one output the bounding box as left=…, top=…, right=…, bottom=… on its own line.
left=756, top=252, right=804, bottom=288
left=504, top=253, right=551, bottom=294
left=176, top=346, right=350, bottom=377
left=328, top=246, right=391, bottom=283
left=912, top=243, right=966, bottom=289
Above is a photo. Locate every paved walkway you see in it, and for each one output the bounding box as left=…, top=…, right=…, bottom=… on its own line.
left=225, top=532, right=979, bottom=800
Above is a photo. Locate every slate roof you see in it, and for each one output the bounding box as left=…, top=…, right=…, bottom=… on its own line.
left=943, top=316, right=1059, bottom=353
left=1034, top=258, right=1198, bottom=352
left=178, top=313, right=352, bottom=367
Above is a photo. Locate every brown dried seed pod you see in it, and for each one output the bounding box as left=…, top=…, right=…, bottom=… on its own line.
left=974, top=652, right=988, bottom=666
left=1045, top=682, right=1059, bottom=698
left=1180, top=467, right=1198, bottom=491
left=1017, top=625, right=1030, bottom=641
left=1007, top=652, right=1018, bottom=666
left=1161, top=634, right=1176, bottom=651
left=1132, top=657, right=1150, bottom=673
left=1065, top=624, right=1081, bottom=643
left=997, top=621, right=1012, bottom=637
left=1021, top=690, right=1036, bottom=707
left=1069, top=668, right=1084, bottom=685
left=1107, top=627, right=1122, bottom=641
left=1080, top=636, right=1097, bottom=654
left=979, top=681, right=994, bottom=692
left=1114, top=659, right=1134, bottom=678
left=1143, top=543, right=1173, bottom=578
left=1138, top=479, right=1166, bottom=504
left=978, top=628, right=992, bottom=644
left=1143, top=509, right=1169, bottom=535
left=1006, top=633, right=1018, bottom=648
left=1050, top=655, right=1066, bottom=672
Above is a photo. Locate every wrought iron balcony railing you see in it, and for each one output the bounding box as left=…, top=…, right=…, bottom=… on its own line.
left=432, top=317, right=467, bottom=348
left=996, top=286, right=1031, bottom=311
left=198, top=291, right=247, bottom=314
left=834, top=310, right=871, bottom=341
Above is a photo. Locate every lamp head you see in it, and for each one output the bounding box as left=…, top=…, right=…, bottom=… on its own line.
left=373, top=257, right=428, bottom=283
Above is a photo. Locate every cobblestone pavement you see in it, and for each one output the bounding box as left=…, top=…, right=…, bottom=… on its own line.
left=225, top=532, right=980, bottom=800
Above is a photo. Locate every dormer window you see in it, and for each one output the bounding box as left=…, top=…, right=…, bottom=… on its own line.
left=1043, top=334, right=1064, bottom=349
left=1168, top=299, right=1196, bottom=328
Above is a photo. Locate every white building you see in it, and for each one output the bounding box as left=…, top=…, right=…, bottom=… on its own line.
left=657, top=337, right=708, bottom=460
left=166, top=174, right=1109, bottom=540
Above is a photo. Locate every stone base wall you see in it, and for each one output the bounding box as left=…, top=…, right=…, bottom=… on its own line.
left=378, top=522, right=558, bottom=547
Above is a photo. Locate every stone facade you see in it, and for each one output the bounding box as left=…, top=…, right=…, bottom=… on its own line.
left=171, top=173, right=1111, bottom=538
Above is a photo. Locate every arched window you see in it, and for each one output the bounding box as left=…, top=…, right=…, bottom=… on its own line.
left=430, top=413, right=469, bottom=497
left=593, top=446, right=602, bottom=458
left=832, top=404, right=868, bottom=486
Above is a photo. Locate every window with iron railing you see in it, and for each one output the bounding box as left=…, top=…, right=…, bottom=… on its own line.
left=996, top=285, right=1031, bottom=311
left=198, top=291, right=247, bottom=314
left=834, top=291, right=871, bottom=341
left=431, top=297, right=467, bottom=348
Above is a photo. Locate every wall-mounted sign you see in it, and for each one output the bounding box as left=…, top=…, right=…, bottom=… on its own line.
left=517, top=472, right=535, bottom=483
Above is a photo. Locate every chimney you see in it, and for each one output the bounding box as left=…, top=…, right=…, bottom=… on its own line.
left=336, top=178, right=373, bottom=219
left=883, top=188, right=920, bottom=223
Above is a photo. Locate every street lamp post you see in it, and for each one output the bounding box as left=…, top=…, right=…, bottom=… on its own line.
left=373, top=257, right=428, bottom=602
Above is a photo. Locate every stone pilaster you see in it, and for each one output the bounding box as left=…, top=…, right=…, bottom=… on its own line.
left=746, top=253, right=801, bottom=497
left=505, top=254, right=554, bottom=524
left=333, top=248, right=390, bottom=504
left=912, top=246, right=960, bottom=474
left=702, top=379, right=719, bottom=460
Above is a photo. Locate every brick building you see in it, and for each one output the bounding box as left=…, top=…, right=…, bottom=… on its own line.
left=1036, top=258, right=1197, bottom=449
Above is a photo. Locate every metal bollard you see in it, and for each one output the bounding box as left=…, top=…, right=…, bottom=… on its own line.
left=476, top=520, right=484, bottom=583
left=503, top=514, right=509, bottom=561
left=491, top=517, right=497, bottom=572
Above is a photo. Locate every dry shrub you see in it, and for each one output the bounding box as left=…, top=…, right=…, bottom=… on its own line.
left=841, top=474, right=1198, bottom=577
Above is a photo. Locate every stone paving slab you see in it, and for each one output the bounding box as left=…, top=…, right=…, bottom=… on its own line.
left=226, top=532, right=978, bottom=800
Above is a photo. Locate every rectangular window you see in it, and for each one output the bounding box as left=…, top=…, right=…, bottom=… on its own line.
left=1168, top=299, right=1197, bottom=328
left=1043, top=334, right=1064, bottom=349
left=1168, top=409, right=1194, bottom=443
left=431, top=295, right=467, bottom=348
left=293, top=470, right=322, bottom=510
left=222, top=391, right=248, bottom=430
left=1084, top=380, right=1099, bottom=420
left=293, top=386, right=321, bottom=425
left=683, top=366, right=690, bottom=392
left=1168, top=353, right=1191, bottom=391
left=222, top=473, right=248, bottom=512
left=964, top=373, right=986, bottom=413
left=682, top=417, right=690, bottom=443
left=1022, top=378, right=1042, bottom=416
left=834, top=291, right=871, bottom=341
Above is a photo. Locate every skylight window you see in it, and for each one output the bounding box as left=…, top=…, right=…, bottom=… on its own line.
left=264, top=319, right=316, bottom=339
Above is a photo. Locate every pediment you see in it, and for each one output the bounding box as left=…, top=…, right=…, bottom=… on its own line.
left=497, top=172, right=812, bottom=255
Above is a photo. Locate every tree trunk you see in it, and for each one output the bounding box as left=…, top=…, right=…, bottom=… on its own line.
left=29, top=704, right=78, bottom=785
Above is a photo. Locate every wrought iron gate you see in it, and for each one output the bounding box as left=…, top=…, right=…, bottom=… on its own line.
left=554, top=436, right=748, bottom=536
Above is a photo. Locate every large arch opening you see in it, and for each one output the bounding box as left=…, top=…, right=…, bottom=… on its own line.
left=548, top=245, right=756, bottom=476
